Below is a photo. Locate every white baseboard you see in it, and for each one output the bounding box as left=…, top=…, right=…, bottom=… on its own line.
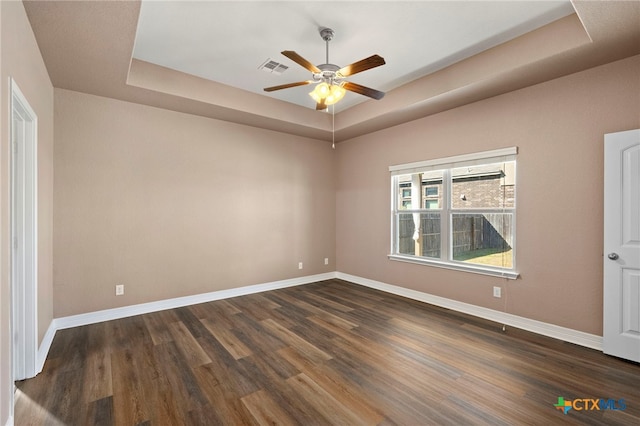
left=4, top=415, right=13, bottom=426
left=38, top=270, right=601, bottom=374
left=36, top=322, right=58, bottom=374
left=337, top=272, right=603, bottom=351
left=53, top=272, right=337, bottom=331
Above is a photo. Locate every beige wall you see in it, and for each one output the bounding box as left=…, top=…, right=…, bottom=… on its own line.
left=336, top=54, right=640, bottom=336
left=53, top=89, right=336, bottom=317
left=0, top=1, right=54, bottom=423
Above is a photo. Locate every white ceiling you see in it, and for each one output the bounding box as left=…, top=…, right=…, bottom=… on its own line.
left=132, top=0, right=575, bottom=112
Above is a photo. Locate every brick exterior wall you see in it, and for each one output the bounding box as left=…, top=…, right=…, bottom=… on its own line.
left=399, top=178, right=514, bottom=210
left=452, top=176, right=514, bottom=209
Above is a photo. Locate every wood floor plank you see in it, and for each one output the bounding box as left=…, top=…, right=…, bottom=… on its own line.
left=105, top=316, right=154, bottom=354
left=16, top=279, right=640, bottom=425
left=14, top=356, right=64, bottom=424
left=260, top=318, right=332, bottom=364
left=190, top=299, right=241, bottom=329
left=298, top=291, right=355, bottom=313
left=137, top=342, right=192, bottom=426
left=173, top=306, right=210, bottom=339
left=168, top=320, right=212, bottom=367
left=191, top=362, right=257, bottom=425
left=201, top=317, right=252, bottom=360
left=228, top=294, right=282, bottom=321
left=286, top=373, right=372, bottom=426
left=278, top=346, right=385, bottom=425
left=241, top=389, right=299, bottom=426
left=266, top=292, right=333, bottom=317
left=153, top=340, right=211, bottom=414
left=85, top=396, right=114, bottom=426
left=239, top=346, right=300, bottom=384
left=329, top=333, right=453, bottom=405
left=141, top=310, right=176, bottom=345
left=235, top=358, right=329, bottom=426
left=83, top=346, right=113, bottom=403
left=195, top=334, right=262, bottom=398
left=110, top=347, right=149, bottom=425
left=185, top=402, right=227, bottom=425
left=311, top=310, right=359, bottom=330
left=214, top=298, right=243, bottom=315
left=230, top=312, right=289, bottom=353
left=14, top=388, right=62, bottom=426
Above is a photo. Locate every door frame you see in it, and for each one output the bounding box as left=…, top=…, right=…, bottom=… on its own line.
left=603, top=128, right=640, bottom=362
left=10, top=78, right=39, bottom=386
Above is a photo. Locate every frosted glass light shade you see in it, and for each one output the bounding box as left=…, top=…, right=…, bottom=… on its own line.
left=309, top=82, right=345, bottom=105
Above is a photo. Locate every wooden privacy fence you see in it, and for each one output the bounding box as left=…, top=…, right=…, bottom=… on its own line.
left=398, top=213, right=512, bottom=257
left=451, top=213, right=512, bottom=255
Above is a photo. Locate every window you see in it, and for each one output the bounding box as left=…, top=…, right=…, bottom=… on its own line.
left=425, top=200, right=439, bottom=209
left=389, top=148, right=518, bottom=279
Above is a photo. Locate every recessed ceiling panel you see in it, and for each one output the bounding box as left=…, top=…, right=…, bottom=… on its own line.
left=133, top=1, right=575, bottom=112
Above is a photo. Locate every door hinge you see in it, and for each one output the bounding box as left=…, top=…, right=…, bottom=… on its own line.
left=13, top=236, right=18, bottom=250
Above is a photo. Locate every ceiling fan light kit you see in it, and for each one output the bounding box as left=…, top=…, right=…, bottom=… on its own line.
left=309, top=82, right=346, bottom=106
left=263, top=27, right=386, bottom=110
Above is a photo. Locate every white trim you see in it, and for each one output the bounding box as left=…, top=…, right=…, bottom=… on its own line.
left=389, top=146, right=518, bottom=175
left=388, top=254, right=519, bottom=279
left=36, top=322, right=58, bottom=374
left=53, top=272, right=337, bottom=330
left=4, top=415, right=14, bottom=426
left=336, top=272, right=602, bottom=350
left=10, top=78, right=39, bottom=383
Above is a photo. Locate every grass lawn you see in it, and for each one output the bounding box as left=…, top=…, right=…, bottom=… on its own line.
left=454, top=247, right=512, bottom=268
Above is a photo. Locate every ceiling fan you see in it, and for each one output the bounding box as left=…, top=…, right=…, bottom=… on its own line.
left=263, top=28, right=386, bottom=110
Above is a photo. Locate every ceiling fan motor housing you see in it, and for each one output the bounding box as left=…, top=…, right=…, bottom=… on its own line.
left=314, top=64, right=343, bottom=83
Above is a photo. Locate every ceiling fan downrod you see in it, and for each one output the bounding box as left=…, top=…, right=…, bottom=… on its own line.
left=315, top=28, right=341, bottom=86
left=320, top=27, right=334, bottom=65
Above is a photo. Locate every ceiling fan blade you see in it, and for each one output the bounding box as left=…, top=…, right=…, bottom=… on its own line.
left=281, top=51, right=321, bottom=73
left=343, top=81, right=385, bottom=100
left=264, top=81, right=314, bottom=92
left=338, top=55, right=385, bottom=77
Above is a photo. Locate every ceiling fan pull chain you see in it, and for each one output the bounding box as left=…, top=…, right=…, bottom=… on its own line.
left=332, top=104, right=335, bottom=149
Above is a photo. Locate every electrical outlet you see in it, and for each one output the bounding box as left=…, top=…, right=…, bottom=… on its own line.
left=324, top=258, right=329, bottom=265
left=493, top=286, right=501, bottom=298
left=115, top=284, right=124, bottom=296
left=298, top=262, right=303, bottom=270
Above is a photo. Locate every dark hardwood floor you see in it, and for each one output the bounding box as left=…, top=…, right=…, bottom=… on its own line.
left=15, top=279, right=640, bottom=425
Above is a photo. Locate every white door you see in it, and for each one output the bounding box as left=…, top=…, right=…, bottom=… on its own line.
left=603, top=129, right=640, bottom=362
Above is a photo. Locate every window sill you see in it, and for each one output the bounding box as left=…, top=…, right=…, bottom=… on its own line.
left=388, top=254, right=519, bottom=280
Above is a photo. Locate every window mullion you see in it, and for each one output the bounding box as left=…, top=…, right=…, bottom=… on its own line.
left=391, top=176, right=398, bottom=254
left=441, top=169, right=451, bottom=262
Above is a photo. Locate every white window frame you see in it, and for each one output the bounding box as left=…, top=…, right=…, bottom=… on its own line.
left=389, top=147, right=519, bottom=279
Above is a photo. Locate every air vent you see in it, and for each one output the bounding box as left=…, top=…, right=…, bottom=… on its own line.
left=259, top=59, right=289, bottom=75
